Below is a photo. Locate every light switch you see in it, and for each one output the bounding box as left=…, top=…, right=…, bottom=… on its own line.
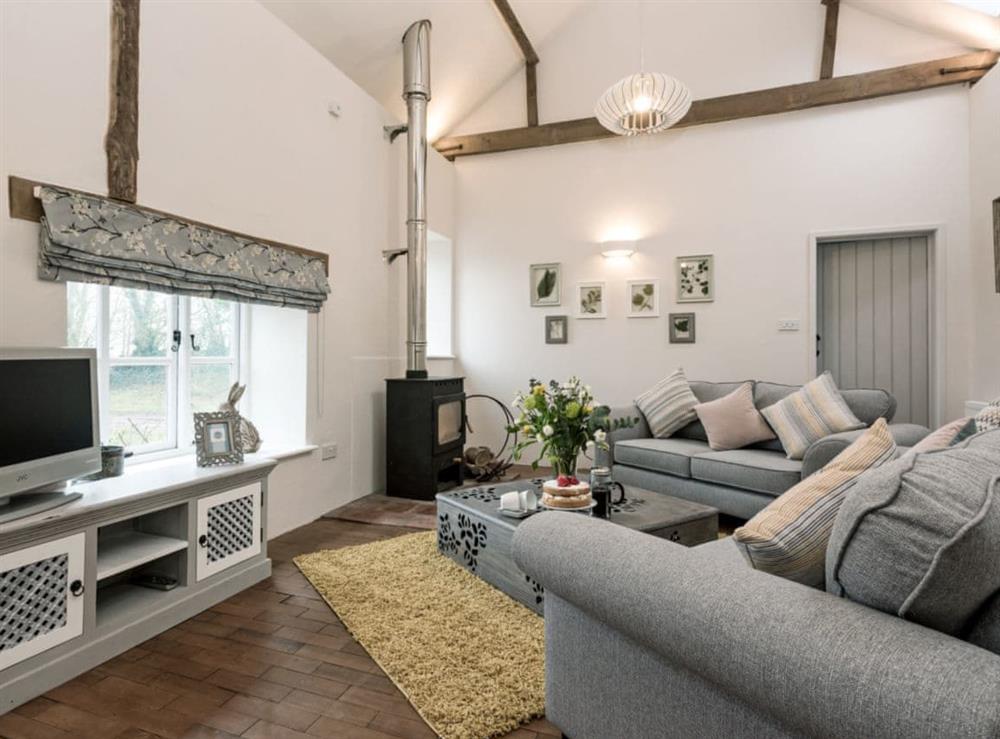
left=777, top=319, right=800, bottom=332
left=321, top=443, right=338, bottom=460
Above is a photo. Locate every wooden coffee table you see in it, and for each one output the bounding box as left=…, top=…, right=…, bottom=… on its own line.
left=435, top=479, right=718, bottom=615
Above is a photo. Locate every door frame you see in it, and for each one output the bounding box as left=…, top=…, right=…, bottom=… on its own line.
left=808, top=224, right=945, bottom=428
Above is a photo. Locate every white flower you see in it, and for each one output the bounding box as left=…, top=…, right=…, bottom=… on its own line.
left=542, top=425, right=554, bottom=437
left=536, top=434, right=546, bottom=444
left=585, top=440, right=595, bottom=449
left=594, top=429, right=607, bottom=443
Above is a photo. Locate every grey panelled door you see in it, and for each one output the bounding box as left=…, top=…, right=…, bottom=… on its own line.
left=817, top=236, right=930, bottom=426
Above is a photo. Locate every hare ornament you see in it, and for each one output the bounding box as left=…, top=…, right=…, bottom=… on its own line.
left=219, top=382, right=262, bottom=453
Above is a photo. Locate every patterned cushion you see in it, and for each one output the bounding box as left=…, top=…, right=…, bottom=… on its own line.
left=826, top=430, right=1000, bottom=636
left=909, top=418, right=977, bottom=454
left=694, top=381, right=776, bottom=451
left=760, top=372, right=865, bottom=460
left=976, top=398, right=1000, bottom=432
left=634, top=368, right=699, bottom=439
left=733, top=419, right=896, bottom=587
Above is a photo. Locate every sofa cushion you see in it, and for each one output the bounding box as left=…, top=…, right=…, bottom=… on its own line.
left=694, top=382, right=776, bottom=451
left=827, top=430, right=1000, bottom=635
left=733, top=419, right=896, bottom=587
left=754, top=381, right=895, bottom=427
left=909, top=417, right=977, bottom=454
left=976, top=398, right=1000, bottom=432
left=690, top=449, right=803, bottom=496
left=760, top=373, right=865, bottom=460
left=634, top=368, right=699, bottom=438
left=967, top=589, right=1000, bottom=655
left=614, top=438, right=711, bottom=478
left=674, top=380, right=749, bottom=442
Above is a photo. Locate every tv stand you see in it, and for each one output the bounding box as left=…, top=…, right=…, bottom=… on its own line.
left=0, top=455, right=276, bottom=713
left=0, top=488, right=83, bottom=525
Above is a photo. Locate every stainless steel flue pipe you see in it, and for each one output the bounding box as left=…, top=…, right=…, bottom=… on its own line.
left=402, top=20, right=431, bottom=378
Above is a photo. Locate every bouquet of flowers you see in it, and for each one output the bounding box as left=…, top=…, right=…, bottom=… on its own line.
left=507, top=377, right=633, bottom=478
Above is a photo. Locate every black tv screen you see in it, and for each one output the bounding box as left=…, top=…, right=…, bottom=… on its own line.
left=0, top=359, right=94, bottom=467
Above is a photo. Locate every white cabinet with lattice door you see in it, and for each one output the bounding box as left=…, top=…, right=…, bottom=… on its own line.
left=195, top=483, right=262, bottom=581
left=1, top=533, right=86, bottom=671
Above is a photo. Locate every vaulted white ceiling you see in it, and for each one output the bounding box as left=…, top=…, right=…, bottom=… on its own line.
left=261, top=0, right=998, bottom=141
left=260, top=0, right=585, bottom=140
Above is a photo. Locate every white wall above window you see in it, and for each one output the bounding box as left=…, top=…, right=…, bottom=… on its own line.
left=426, top=232, right=454, bottom=359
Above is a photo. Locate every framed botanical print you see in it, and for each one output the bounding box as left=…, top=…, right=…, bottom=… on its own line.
left=545, top=315, right=568, bottom=344
left=530, top=263, right=561, bottom=306
left=669, top=313, right=696, bottom=343
left=677, top=255, right=714, bottom=303
left=575, top=281, right=606, bottom=318
left=626, top=279, right=659, bottom=317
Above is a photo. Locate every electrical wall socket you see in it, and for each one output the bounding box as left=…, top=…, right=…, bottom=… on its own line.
left=777, top=319, right=801, bottom=332
left=321, top=443, right=338, bottom=460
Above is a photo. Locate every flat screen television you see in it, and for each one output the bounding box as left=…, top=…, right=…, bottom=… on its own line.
left=0, top=347, right=100, bottom=520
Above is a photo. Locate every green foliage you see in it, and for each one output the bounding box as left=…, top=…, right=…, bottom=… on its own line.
left=506, top=377, right=634, bottom=474
left=536, top=269, right=557, bottom=300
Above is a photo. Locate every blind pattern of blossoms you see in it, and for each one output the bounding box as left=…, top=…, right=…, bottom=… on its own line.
left=37, top=186, right=330, bottom=311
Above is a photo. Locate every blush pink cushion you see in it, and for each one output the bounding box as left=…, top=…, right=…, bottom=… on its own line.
left=694, top=382, right=777, bottom=451
left=910, top=418, right=975, bottom=453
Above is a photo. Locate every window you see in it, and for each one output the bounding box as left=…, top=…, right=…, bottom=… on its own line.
left=426, top=232, right=453, bottom=358
left=67, top=284, right=246, bottom=456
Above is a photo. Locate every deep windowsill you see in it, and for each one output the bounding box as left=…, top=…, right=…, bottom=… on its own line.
left=125, top=443, right=316, bottom=470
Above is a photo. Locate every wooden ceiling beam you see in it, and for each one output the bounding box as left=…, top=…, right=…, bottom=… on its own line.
left=434, top=51, right=998, bottom=159
left=491, top=0, right=540, bottom=127
left=820, top=0, right=840, bottom=80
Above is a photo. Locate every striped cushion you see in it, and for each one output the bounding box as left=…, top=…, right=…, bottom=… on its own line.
left=634, top=368, right=699, bottom=438
left=733, top=418, right=896, bottom=587
left=760, top=372, right=865, bottom=460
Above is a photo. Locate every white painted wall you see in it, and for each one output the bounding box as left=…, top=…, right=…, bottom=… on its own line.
left=451, top=3, right=978, bottom=453
left=969, top=65, right=1000, bottom=405
left=0, top=0, right=455, bottom=536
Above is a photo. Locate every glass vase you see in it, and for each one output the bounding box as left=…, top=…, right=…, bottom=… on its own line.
left=549, top=454, right=578, bottom=479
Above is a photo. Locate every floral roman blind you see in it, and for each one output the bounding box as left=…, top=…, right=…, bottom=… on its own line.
left=37, top=186, right=330, bottom=311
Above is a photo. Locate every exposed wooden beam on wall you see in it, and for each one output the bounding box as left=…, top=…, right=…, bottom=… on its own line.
left=526, top=61, right=539, bottom=127
left=491, top=0, right=540, bottom=127
left=820, top=0, right=840, bottom=80
left=106, top=0, right=140, bottom=203
left=434, top=51, right=998, bottom=159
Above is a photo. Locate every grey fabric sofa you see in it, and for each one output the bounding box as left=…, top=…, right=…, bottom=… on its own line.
left=596, top=380, right=929, bottom=519
left=512, top=514, right=1000, bottom=739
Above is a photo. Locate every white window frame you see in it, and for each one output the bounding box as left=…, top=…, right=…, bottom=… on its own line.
left=72, top=285, right=247, bottom=458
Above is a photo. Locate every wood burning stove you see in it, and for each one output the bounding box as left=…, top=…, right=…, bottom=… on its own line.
left=386, top=377, right=465, bottom=500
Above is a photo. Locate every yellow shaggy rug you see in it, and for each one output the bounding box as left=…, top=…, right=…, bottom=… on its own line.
left=294, top=531, right=545, bottom=739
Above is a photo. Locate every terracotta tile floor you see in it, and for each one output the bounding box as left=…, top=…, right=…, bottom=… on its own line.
left=0, top=518, right=560, bottom=739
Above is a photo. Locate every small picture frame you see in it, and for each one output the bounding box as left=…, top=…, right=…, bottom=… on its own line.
left=669, top=313, right=696, bottom=343
left=530, top=263, right=561, bottom=306
left=677, top=254, right=714, bottom=303
left=194, top=411, right=244, bottom=467
left=626, top=279, right=660, bottom=317
left=545, top=315, right=568, bottom=344
left=993, top=196, right=999, bottom=294
left=575, top=281, right=606, bottom=318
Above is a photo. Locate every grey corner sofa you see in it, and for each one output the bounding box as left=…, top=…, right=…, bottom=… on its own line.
left=512, top=513, right=1000, bottom=739
left=595, top=380, right=929, bottom=519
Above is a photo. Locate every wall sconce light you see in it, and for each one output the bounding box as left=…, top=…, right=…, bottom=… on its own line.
left=601, top=240, right=637, bottom=258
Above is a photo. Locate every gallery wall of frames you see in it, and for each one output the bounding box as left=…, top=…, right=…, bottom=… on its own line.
left=532, top=256, right=713, bottom=346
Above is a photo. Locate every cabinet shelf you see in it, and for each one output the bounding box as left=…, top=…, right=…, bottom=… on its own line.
left=96, top=531, right=188, bottom=581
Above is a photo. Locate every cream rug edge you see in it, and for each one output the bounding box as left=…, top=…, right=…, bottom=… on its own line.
left=294, top=531, right=545, bottom=739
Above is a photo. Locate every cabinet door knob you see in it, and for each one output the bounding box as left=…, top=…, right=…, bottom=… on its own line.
left=198, top=534, right=208, bottom=547
left=69, top=580, right=84, bottom=597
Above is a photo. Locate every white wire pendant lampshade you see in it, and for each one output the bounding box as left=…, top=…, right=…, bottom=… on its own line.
left=595, top=71, right=692, bottom=136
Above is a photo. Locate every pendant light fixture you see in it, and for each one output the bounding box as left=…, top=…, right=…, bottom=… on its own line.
left=595, top=2, right=692, bottom=136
